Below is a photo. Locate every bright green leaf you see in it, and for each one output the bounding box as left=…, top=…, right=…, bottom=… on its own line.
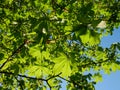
left=80, top=30, right=100, bottom=45
left=53, top=53, right=72, bottom=77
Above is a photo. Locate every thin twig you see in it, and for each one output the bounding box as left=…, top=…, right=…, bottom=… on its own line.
left=58, top=76, right=70, bottom=82
left=47, top=72, right=62, bottom=81
left=0, top=71, right=46, bottom=81
left=0, top=71, right=62, bottom=90
left=46, top=81, right=52, bottom=90
left=15, top=76, right=24, bottom=90
left=46, top=73, right=62, bottom=90
left=0, top=40, right=27, bottom=70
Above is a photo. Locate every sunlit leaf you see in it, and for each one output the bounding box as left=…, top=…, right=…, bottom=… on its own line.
left=93, top=73, right=102, bottom=83
left=102, top=64, right=111, bottom=74
left=0, top=0, right=120, bottom=89
left=29, top=45, right=43, bottom=60
left=42, top=50, right=50, bottom=60
left=80, top=30, right=100, bottom=45
left=111, top=63, right=120, bottom=72
left=29, top=65, right=42, bottom=77
left=53, top=53, right=72, bottom=77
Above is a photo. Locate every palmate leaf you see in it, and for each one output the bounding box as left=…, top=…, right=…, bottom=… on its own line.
left=29, top=65, right=51, bottom=78
left=42, top=50, right=50, bottom=60
left=80, top=30, right=100, bottom=45
left=28, top=65, right=42, bottom=77
left=53, top=53, right=72, bottom=77
left=29, top=45, right=41, bottom=58
left=28, top=45, right=51, bottom=77
left=29, top=45, right=44, bottom=63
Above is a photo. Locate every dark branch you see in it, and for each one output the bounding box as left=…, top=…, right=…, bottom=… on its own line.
left=58, top=75, right=82, bottom=89
left=0, top=40, right=27, bottom=70
left=0, top=71, right=46, bottom=81
left=46, top=81, right=52, bottom=90
left=58, top=75, right=70, bottom=82
left=0, top=71, right=62, bottom=90
left=47, top=72, right=62, bottom=81
left=45, top=72, right=62, bottom=90
left=15, top=76, right=24, bottom=90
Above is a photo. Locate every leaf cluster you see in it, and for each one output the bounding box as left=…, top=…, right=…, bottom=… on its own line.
left=0, top=0, right=120, bottom=90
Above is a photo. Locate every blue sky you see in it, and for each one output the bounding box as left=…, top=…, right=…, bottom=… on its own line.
left=95, top=28, right=120, bottom=90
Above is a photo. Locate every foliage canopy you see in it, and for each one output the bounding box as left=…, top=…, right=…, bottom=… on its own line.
left=0, top=0, right=120, bottom=90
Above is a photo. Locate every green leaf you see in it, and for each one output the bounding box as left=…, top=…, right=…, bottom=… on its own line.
left=102, top=64, right=111, bottom=74
left=74, top=24, right=87, bottom=38
left=29, top=65, right=51, bottom=77
left=29, top=65, right=42, bottom=78
left=42, top=50, right=50, bottom=60
left=92, top=19, right=101, bottom=28
left=53, top=53, right=72, bottom=77
left=95, top=51, right=107, bottom=60
left=0, top=53, right=4, bottom=60
left=80, top=30, right=100, bottom=45
left=111, top=63, right=120, bottom=72
left=64, top=25, right=72, bottom=35
left=29, top=45, right=43, bottom=60
left=0, top=8, right=2, bottom=14
left=93, top=73, right=102, bottom=83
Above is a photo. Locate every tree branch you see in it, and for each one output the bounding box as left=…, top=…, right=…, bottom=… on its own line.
left=58, top=75, right=82, bottom=89
left=0, top=71, right=62, bottom=90
left=0, top=40, right=27, bottom=70
left=0, top=71, right=46, bottom=81
left=47, top=72, right=62, bottom=81
left=58, top=75, right=70, bottom=82
left=15, top=76, right=24, bottom=90
left=46, top=80, right=52, bottom=90
left=46, top=72, right=62, bottom=90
